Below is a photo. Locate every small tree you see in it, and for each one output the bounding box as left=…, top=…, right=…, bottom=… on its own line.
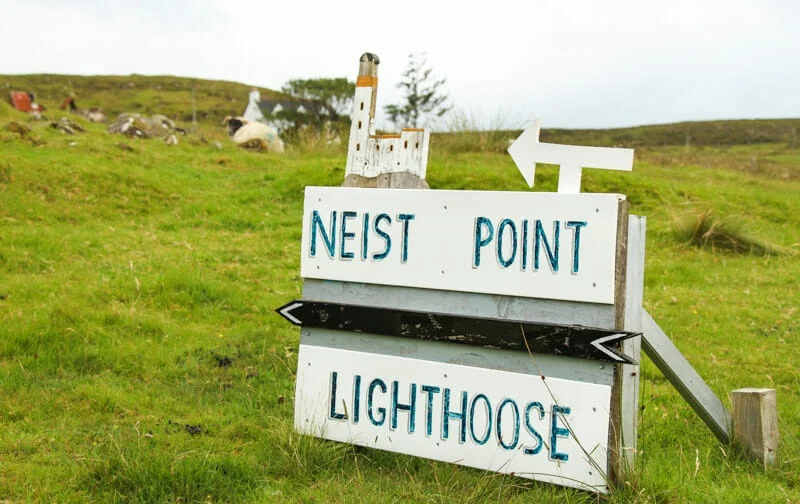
left=281, top=77, right=355, bottom=121
left=385, top=53, right=450, bottom=129
left=275, top=77, right=354, bottom=145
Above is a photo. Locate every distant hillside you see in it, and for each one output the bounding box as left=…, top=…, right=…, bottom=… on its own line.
left=540, top=119, right=800, bottom=148
left=1, top=73, right=285, bottom=126
left=3, top=73, right=799, bottom=147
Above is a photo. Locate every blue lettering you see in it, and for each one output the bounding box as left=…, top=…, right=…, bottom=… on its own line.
left=372, top=213, right=392, bottom=260
left=368, top=378, right=387, bottom=426
left=566, top=221, right=587, bottom=274
left=442, top=388, right=468, bottom=443
left=397, top=214, right=415, bottom=263
left=328, top=371, right=346, bottom=420
left=339, top=211, right=356, bottom=259
left=523, top=401, right=545, bottom=455
left=496, top=398, right=520, bottom=450
left=521, top=219, right=529, bottom=271
left=352, top=374, right=362, bottom=424
left=421, top=385, right=440, bottom=437
left=535, top=219, right=560, bottom=272
left=473, top=216, right=494, bottom=268
left=310, top=210, right=336, bottom=258
left=469, top=393, right=492, bottom=445
left=550, top=404, right=571, bottom=461
left=361, top=213, right=370, bottom=260
left=391, top=381, right=417, bottom=433
left=497, top=218, right=517, bottom=268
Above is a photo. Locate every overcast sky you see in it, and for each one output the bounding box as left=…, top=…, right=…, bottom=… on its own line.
left=2, top=0, right=798, bottom=129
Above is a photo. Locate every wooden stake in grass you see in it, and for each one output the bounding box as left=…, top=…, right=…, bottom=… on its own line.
left=731, top=388, right=779, bottom=467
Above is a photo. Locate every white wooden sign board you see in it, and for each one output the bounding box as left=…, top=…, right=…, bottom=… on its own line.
left=301, top=187, right=624, bottom=305
left=295, top=344, right=612, bottom=493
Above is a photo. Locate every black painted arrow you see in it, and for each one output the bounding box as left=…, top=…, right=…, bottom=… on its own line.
left=276, top=300, right=639, bottom=364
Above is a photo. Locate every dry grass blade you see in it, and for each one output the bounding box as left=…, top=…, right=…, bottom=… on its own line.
left=680, top=210, right=790, bottom=256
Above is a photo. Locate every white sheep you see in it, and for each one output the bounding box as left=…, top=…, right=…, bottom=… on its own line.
left=222, top=116, right=285, bottom=153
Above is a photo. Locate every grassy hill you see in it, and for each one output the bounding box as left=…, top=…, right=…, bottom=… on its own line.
left=1, top=73, right=286, bottom=126
left=4, top=73, right=800, bottom=149
left=1, top=108, right=799, bottom=502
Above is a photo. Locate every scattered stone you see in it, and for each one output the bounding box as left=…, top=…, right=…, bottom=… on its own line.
left=50, top=117, right=86, bottom=135
left=107, top=114, right=150, bottom=138
left=213, top=141, right=223, bottom=150
left=164, top=134, right=178, bottom=145
left=5, top=121, right=31, bottom=137
left=277, top=395, right=285, bottom=404
left=107, top=113, right=184, bottom=141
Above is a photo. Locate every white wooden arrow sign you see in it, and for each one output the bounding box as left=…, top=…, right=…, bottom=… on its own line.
left=507, top=120, right=635, bottom=193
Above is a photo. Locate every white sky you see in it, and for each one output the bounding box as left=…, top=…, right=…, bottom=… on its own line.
left=2, top=0, right=798, bottom=129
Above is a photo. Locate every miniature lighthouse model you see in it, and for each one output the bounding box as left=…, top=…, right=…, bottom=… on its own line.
left=344, top=53, right=430, bottom=183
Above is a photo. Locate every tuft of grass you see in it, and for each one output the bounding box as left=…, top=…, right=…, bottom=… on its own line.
left=432, top=109, right=519, bottom=154
left=677, top=210, right=789, bottom=256
left=282, top=122, right=348, bottom=155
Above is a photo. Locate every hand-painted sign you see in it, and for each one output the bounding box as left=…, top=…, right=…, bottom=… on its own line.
left=277, top=300, right=639, bottom=363
left=508, top=119, right=634, bottom=193
left=295, top=344, right=612, bottom=493
left=281, top=53, right=643, bottom=496
left=301, top=187, right=624, bottom=305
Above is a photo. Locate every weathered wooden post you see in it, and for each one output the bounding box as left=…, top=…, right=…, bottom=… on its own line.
left=731, top=388, right=779, bottom=467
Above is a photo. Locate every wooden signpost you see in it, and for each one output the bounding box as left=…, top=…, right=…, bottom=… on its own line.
left=277, top=51, right=777, bottom=495
left=274, top=52, right=643, bottom=494
left=282, top=182, right=640, bottom=493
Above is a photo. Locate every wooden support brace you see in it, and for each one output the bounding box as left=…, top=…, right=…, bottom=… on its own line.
left=641, top=310, right=731, bottom=443
left=731, top=388, right=779, bottom=467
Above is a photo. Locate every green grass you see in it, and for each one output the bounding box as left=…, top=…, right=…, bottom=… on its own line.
left=2, top=74, right=287, bottom=126
left=5, top=73, right=800, bottom=150
left=1, top=113, right=799, bottom=503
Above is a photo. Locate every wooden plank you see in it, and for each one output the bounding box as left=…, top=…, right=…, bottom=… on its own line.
left=295, top=343, right=613, bottom=493
left=620, top=216, right=646, bottom=471
left=641, top=310, right=731, bottom=443
left=278, top=299, right=638, bottom=363
left=608, top=200, right=629, bottom=485
left=302, top=279, right=617, bottom=330
left=731, top=388, right=779, bottom=466
left=301, top=187, right=625, bottom=304
left=301, top=328, right=617, bottom=387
